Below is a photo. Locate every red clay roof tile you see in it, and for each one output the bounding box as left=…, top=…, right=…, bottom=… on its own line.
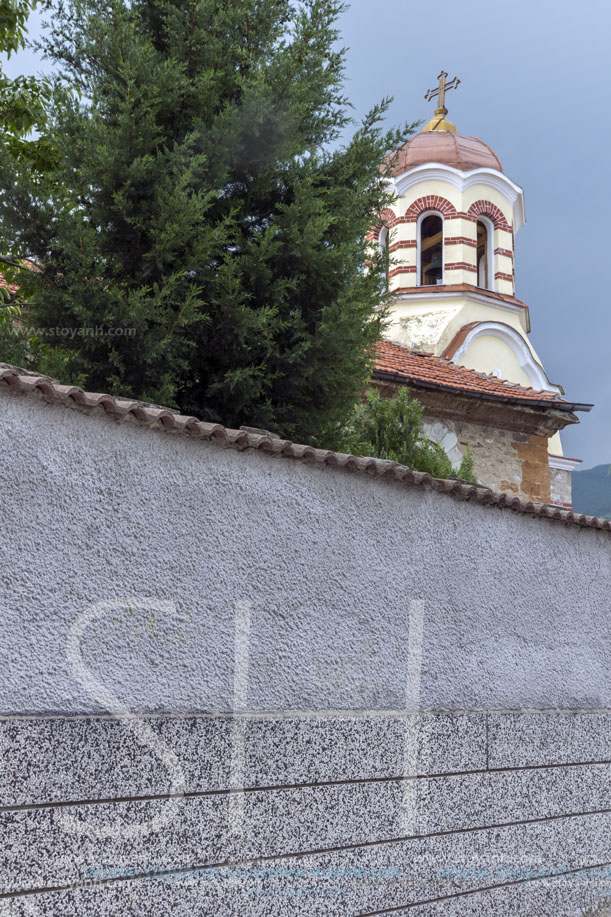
left=0, top=362, right=603, bottom=530
left=374, top=340, right=590, bottom=412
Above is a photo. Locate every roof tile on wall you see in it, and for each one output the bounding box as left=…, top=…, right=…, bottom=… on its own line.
left=0, top=363, right=606, bottom=533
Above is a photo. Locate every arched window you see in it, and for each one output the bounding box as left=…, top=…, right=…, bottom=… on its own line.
left=379, top=225, right=389, bottom=256
left=379, top=225, right=389, bottom=290
left=418, top=213, right=443, bottom=286
left=476, top=218, right=494, bottom=291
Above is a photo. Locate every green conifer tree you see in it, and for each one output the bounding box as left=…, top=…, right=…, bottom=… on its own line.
left=0, top=0, right=416, bottom=445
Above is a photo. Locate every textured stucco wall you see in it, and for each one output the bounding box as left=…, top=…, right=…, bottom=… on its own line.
left=2, top=386, right=611, bottom=917
left=0, top=386, right=609, bottom=716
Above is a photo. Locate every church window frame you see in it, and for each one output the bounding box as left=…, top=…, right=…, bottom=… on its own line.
left=476, top=215, right=495, bottom=292
left=417, top=210, right=445, bottom=287
left=378, top=224, right=389, bottom=257
left=379, top=225, right=390, bottom=290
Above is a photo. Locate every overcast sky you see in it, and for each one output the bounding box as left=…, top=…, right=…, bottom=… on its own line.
left=6, top=0, right=610, bottom=468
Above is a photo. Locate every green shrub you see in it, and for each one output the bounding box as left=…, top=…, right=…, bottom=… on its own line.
left=340, top=388, right=477, bottom=482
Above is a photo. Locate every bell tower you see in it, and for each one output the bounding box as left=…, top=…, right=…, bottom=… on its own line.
left=370, top=74, right=586, bottom=504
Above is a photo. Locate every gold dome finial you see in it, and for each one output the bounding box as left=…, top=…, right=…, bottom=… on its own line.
left=423, top=70, right=461, bottom=133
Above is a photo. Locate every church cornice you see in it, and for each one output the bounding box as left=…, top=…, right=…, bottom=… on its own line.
left=549, top=454, right=583, bottom=472
left=389, top=164, right=526, bottom=231
left=391, top=284, right=531, bottom=333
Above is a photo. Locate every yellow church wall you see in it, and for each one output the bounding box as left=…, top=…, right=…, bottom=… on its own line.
left=548, top=432, right=564, bottom=457
left=459, top=336, right=533, bottom=388
left=388, top=243, right=416, bottom=265
left=445, top=304, right=557, bottom=401
left=387, top=297, right=528, bottom=336
left=462, top=185, right=513, bottom=224
left=389, top=221, right=417, bottom=244
left=444, top=241, right=469, bottom=259
left=494, top=252, right=513, bottom=273
left=496, top=228, right=513, bottom=245
left=388, top=275, right=414, bottom=295
left=386, top=179, right=517, bottom=296
left=384, top=293, right=533, bottom=354
left=396, top=179, right=462, bottom=213
left=441, top=298, right=531, bottom=344
left=387, top=215, right=416, bottom=291
left=445, top=266, right=477, bottom=285
left=496, top=276, right=514, bottom=296
left=494, top=227, right=515, bottom=295
left=444, top=215, right=478, bottom=286
left=386, top=220, right=416, bottom=291
left=388, top=259, right=416, bottom=291
left=448, top=216, right=477, bottom=239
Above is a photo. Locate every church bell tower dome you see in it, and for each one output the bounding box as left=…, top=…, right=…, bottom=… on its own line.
left=390, top=131, right=504, bottom=176
left=373, top=70, right=525, bottom=308
left=390, top=70, right=503, bottom=175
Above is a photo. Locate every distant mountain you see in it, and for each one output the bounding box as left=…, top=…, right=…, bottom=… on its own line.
left=572, top=464, right=611, bottom=519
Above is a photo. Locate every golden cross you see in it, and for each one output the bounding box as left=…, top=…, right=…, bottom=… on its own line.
left=425, top=71, right=461, bottom=112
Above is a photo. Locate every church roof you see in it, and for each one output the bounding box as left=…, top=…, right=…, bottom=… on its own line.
left=374, top=340, right=591, bottom=413
left=388, top=130, right=503, bottom=176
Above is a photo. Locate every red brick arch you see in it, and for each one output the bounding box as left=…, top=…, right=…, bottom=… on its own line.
left=367, top=208, right=397, bottom=242
left=404, top=195, right=457, bottom=222
left=468, top=200, right=511, bottom=232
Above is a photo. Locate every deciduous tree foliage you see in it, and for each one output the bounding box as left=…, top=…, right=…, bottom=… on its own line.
left=0, top=0, right=416, bottom=445
left=342, top=388, right=477, bottom=482
left=0, top=0, right=52, bottom=168
left=0, top=0, right=53, bottom=354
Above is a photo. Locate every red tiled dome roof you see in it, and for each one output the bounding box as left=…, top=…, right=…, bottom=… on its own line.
left=389, top=131, right=503, bottom=176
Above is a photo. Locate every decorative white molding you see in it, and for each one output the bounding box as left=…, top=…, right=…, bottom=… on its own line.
left=548, top=455, right=583, bottom=472
left=390, top=164, right=526, bottom=231
left=450, top=321, right=562, bottom=394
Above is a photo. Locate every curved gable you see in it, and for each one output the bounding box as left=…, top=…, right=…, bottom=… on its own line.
left=443, top=321, right=562, bottom=394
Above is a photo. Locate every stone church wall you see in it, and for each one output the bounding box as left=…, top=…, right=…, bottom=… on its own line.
left=422, top=411, right=553, bottom=504
left=1, top=385, right=610, bottom=916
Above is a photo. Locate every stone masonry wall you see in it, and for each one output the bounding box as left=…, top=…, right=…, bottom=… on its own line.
left=511, top=432, right=552, bottom=504
left=422, top=411, right=551, bottom=503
